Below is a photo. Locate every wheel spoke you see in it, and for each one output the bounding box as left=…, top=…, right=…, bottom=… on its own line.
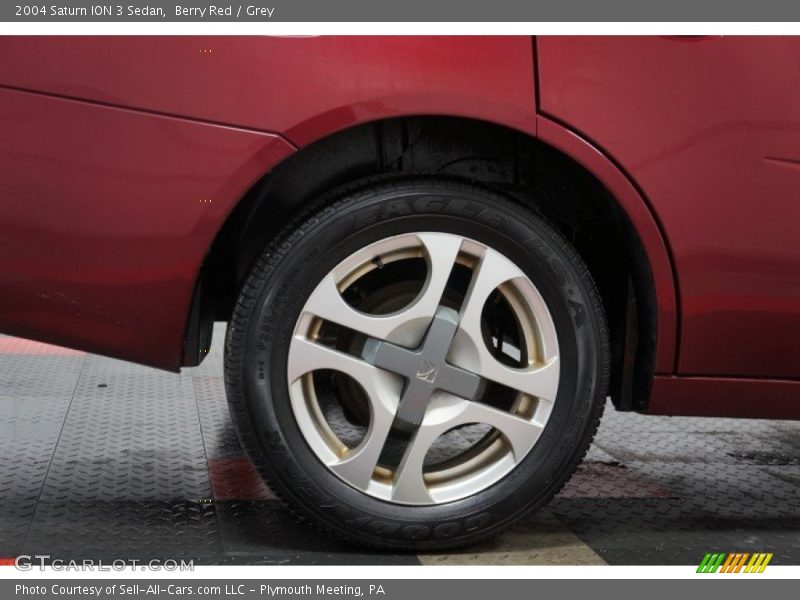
left=301, top=233, right=463, bottom=347
left=480, top=358, right=560, bottom=403
left=461, top=247, right=527, bottom=328
left=328, top=408, right=395, bottom=490
left=287, top=337, right=400, bottom=491
left=391, top=394, right=544, bottom=503
left=457, top=401, right=544, bottom=460
left=391, top=422, right=440, bottom=504
left=287, top=336, right=378, bottom=385
left=450, top=247, right=560, bottom=403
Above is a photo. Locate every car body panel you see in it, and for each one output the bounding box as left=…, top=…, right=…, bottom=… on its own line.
left=0, top=36, right=538, bottom=144
left=0, top=36, right=538, bottom=371
left=538, top=36, right=800, bottom=380
left=0, top=87, right=293, bottom=369
left=649, top=375, right=800, bottom=418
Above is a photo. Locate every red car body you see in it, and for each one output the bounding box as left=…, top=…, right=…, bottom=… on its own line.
left=0, top=36, right=798, bottom=418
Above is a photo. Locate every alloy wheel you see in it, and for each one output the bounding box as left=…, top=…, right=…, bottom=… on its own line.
left=286, top=232, right=560, bottom=505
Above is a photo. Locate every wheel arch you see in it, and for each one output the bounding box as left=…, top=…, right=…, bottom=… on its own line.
left=185, top=114, right=676, bottom=411
left=535, top=115, right=678, bottom=375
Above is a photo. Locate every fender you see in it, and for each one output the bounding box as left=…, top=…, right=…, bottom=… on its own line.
left=535, top=115, right=678, bottom=374
left=0, top=86, right=296, bottom=371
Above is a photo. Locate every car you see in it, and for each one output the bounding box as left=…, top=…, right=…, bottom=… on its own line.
left=1, top=35, right=798, bottom=550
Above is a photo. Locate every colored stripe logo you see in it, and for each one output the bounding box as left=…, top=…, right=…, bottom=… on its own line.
left=697, top=552, right=773, bottom=573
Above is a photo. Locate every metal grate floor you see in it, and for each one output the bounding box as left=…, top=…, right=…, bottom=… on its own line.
left=0, top=325, right=798, bottom=565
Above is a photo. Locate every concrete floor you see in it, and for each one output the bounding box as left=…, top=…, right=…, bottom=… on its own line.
left=0, top=324, right=798, bottom=565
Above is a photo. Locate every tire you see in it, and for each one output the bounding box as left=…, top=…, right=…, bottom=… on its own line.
left=225, top=177, right=609, bottom=550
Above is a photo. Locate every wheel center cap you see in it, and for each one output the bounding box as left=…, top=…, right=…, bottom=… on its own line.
left=362, top=306, right=481, bottom=431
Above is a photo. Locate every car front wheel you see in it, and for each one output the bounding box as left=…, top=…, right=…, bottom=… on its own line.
left=225, top=178, right=609, bottom=549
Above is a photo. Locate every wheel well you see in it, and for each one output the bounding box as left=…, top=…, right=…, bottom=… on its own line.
left=191, top=116, right=657, bottom=411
